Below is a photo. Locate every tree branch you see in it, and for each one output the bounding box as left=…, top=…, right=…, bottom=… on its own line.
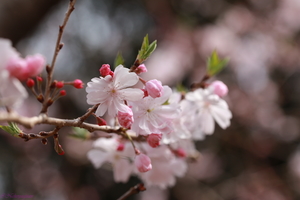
left=117, top=183, right=146, bottom=200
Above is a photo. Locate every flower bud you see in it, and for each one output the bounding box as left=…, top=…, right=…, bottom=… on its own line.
left=56, top=81, right=64, bottom=89
left=26, top=78, right=35, bottom=88
left=135, top=153, right=152, bottom=173
left=73, top=79, right=83, bottom=89
left=96, top=117, right=107, bottom=126
left=116, top=143, right=125, bottom=151
left=117, top=107, right=134, bottom=129
left=145, top=79, right=163, bottom=98
left=59, top=90, right=66, bottom=96
left=135, top=64, right=147, bottom=74
left=6, top=57, right=27, bottom=80
left=147, top=133, right=162, bottom=148
left=25, top=54, right=45, bottom=77
left=99, top=64, right=112, bottom=77
left=176, top=148, right=186, bottom=158
left=209, top=80, right=228, bottom=97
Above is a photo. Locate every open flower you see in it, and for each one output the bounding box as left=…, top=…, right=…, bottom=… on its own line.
left=86, top=65, right=144, bottom=117
left=131, top=86, right=179, bottom=136
left=0, top=38, right=27, bottom=107
left=185, top=88, right=232, bottom=135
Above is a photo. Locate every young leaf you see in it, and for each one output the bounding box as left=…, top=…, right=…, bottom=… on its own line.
left=137, top=34, right=157, bottom=63
left=70, top=127, right=90, bottom=140
left=114, top=52, right=125, bottom=68
left=207, top=50, right=229, bottom=76
left=0, top=122, right=22, bottom=137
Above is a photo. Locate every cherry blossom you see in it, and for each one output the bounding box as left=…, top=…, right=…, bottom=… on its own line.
left=87, top=137, right=135, bottom=183
left=0, top=38, right=28, bottom=107
left=185, top=88, right=232, bottom=135
left=86, top=65, right=144, bottom=117
left=131, top=86, right=180, bottom=136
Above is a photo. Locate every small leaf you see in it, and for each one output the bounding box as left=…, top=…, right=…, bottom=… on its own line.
left=114, top=52, right=125, bottom=68
left=143, top=40, right=157, bottom=60
left=0, top=122, right=22, bottom=137
left=207, top=50, right=229, bottom=76
left=70, top=127, right=90, bottom=140
left=137, top=34, right=157, bottom=63
left=176, top=83, right=188, bottom=92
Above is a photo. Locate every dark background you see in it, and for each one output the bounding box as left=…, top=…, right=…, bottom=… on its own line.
left=1, top=0, right=300, bottom=199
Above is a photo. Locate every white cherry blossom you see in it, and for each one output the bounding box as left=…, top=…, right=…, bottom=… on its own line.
left=131, top=86, right=180, bottom=136
left=185, top=88, right=232, bottom=135
left=87, top=137, right=135, bottom=183
left=86, top=65, right=144, bottom=117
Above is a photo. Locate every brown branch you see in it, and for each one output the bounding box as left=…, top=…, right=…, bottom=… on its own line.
left=117, top=183, right=146, bottom=200
left=77, top=104, right=99, bottom=124
left=0, top=111, right=126, bottom=138
left=41, top=0, right=76, bottom=114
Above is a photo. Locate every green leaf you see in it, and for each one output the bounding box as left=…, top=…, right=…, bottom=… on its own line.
left=114, top=52, right=125, bottom=68
left=70, top=127, right=90, bottom=140
left=0, top=122, right=22, bottom=137
left=137, top=34, right=157, bottom=63
left=207, top=50, right=229, bottom=76
left=176, top=83, right=188, bottom=92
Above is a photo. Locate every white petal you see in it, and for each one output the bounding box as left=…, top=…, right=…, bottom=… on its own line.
left=200, top=109, right=215, bottom=134
left=95, top=102, right=108, bottom=116
left=113, top=159, right=133, bottom=183
left=118, top=88, right=144, bottom=101
left=114, top=65, right=139, bottom=88
left=210, top=105, right=232, bottom=129
left=87, top=149, right=108, bottom=168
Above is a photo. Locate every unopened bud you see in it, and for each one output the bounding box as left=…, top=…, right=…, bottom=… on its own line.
left=135, top=64, right=147, bottom=74
left=36, top=76, right=43, bottom=82
left=26, top=78, right=35, bottom=88
left=116, top=143, right=125, bottom=151
left=41, top=138, right=48, bottom=145
left=59, top=90, right=66, bottom=96
left=56, top=81, right=64, bottom=89
left=99, top=64, right=112, bottom=77
left=117, top=107, right=133, bottom=129
left=147, top=133, right=162, bottom=148
left=145, top=79, right=163, bottom=98
left=73, top=79, right=83, bottom=89
left=135, top=153, right=152, bottom=173
left=96, top=117, right=107, bottom=126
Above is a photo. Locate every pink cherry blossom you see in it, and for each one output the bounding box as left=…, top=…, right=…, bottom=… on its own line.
left=147, top=133, right=162, bottom=148
left=117, top=106, right=134, bottom=128
left=135, top=64, right=147, bottom=74
left=135, top=153, right=152, bottom=173
left=0, top=38, right=27, bottom=107
left=145, top=79, right=163, bottom=98
left=86, top=65, right=144, bottom=117
left=25, top=54, right=45, bottom=77
left=209, top=80, right=228, bottom=97
left=99, top=64, right=112, bottom=77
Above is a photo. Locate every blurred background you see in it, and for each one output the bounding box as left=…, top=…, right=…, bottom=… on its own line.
left=1, top=0, right=300, bottom=199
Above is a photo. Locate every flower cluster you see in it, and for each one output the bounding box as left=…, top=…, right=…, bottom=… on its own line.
left=86, top=64, right=232, bottom=188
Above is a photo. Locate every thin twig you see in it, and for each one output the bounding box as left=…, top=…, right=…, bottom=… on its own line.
left=41, top=0, right=76, bottom=114
left=117, top=183, right=146, bottom=200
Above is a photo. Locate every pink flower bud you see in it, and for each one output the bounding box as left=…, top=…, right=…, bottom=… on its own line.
left=73, top=79, right=83, bottom=89
left=56, top=81, right=64, bottom=89
left=26, top=78, right=35, bottom=88
left=116, top=143, right=125, bottom=151
left=59, top=90, right=66, bottom=96
left=36, top=76, right=43, bottom=82
left=176, top=148, right=186, bottom=158
left=210, top=80, right=228, bottom=97
left=6, top=57, right=27, bottom=80
left=117, top=107, right=134, bottom=129
left=99, top=64, right=112, bottom=77
left=135, top=64, right=147, bottom=74
left=145, top=79, right=163, bottom=98
left=135, top=153, right=152, bottom=173
left=25, top=54, right=45, bottom=77
left=96, top=117, right=107, bottom=126
left=147, top=133, right=162, bottom=148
